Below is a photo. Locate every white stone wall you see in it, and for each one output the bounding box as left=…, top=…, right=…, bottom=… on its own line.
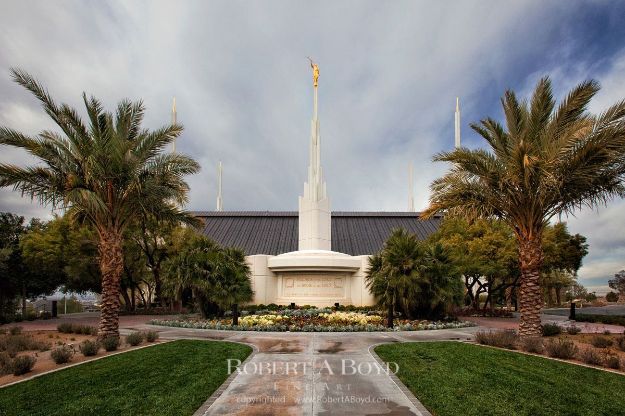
left=245, top=255, right=276, bottom=305
left=246, top=253, right=376, bottom=307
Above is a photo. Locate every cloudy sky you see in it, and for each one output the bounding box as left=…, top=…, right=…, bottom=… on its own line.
left=1, top=1, right=625, bottom=293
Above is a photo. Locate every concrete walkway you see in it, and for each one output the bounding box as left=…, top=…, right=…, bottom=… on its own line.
left=125, top=324, right=479, bottom=416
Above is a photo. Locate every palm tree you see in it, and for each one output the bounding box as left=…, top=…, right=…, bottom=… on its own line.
left=0, top=69, right=200, bottom=338
left=163, top=236, right=253, bottom=323
left=367, top=228, right=462, bottom=327
left=423, top=77, right=625, bottom=336
left=212, top=247, right=253, bottom=325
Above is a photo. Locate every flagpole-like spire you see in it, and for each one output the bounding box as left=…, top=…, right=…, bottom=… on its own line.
left=172, top=97, right=177, bottom=153
left=454, top=97, right=461, bottom=149
left=408, top=162, right=415, bottom=212
left=216, top=161, right=223, bottom=211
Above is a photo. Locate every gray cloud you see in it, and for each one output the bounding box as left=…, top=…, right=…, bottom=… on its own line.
left=1, top=1, right=624, bottom=293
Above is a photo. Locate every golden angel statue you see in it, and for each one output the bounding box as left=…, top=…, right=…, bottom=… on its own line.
left=308, top=57, right=319, bottom=87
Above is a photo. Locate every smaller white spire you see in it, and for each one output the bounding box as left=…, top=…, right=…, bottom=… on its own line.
left=216, top=161, right=223, bottom=211
left=454, top=97, right=461, bottom=149
left=408, top=162, right=415, bottom=212
left=172, top=97, right=177, bottom=153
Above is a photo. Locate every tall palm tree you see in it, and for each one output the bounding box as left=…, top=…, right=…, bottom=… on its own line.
left=423, top=77, right=625, bottom=336
left=0, top=69, right=200, bottom=338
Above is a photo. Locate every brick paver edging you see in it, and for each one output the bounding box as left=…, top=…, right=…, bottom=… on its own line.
left=368, top=342, right=432, bottom=416
left=0, top=340, right=172, bottom=389
left=192, top=340, right=259, bottom=416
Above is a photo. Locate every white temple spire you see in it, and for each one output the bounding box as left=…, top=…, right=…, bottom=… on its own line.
left=408, top=162, right=415, bottom=212
left=216, top=161, right=223, bottom=211
left=454, top=97, right=461, bottom=149
left=303, top=60, right=325, bottom=203
left=171, top=97, right=177, bottom=153
left=299, top=59, right=331, bottom=251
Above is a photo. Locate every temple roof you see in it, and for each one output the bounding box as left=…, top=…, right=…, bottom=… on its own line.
left=191, top=211, right=442, bottom=256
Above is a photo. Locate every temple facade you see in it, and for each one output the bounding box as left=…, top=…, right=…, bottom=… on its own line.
left=193, top=66, right=443, bottom=307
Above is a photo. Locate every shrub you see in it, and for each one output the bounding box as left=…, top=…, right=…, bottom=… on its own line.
left=590, top=336, right=613, bottom=349
left=12, top=355, right=36, bottom=375
left=26, top=312, right=37, bottom=321
left=144, top=330, right=159, bottom=342
left=616, top=336, right=625, bottom=352
left=541, top=323, right=562, bottom=336
left=102, top=336, right=120, bottom=352
left=566, top=326, right=581, bottom=335
left=546, top=339, right=578, bottom=359
left=126, top=332, right=143, bottom=346
left=13, top=314, right=23, bottom=322
left=57, top=323, right=97, bottom=335
left=0, top=334, right=50, bottom=355
left=79, top=340, right=99, bottom=356
left=57, top=323, right=73, bottom=333
left=603, top=329, right=611, bottom=335
left=475, top=330, right=518, bottom=350
left=40, top=311, right=52, bottom=320
left=521, top=337, right=544, bottom=354
left=50, top=345, right=74, bottom=364
left=9, top=326, right=22, bottom=336
left=81, top=326, right=97, bottom=335
left=579, top=348, right=603, bottom=366
left=606, top=291, right=620, bottom=302
left=605, top=355, right=621, bottom=370
left=0, top=352, right=12, bottom=375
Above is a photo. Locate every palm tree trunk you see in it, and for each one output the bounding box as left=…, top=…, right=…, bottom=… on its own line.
left=98, top=229, right=123, bottom=339
left=232, top=303, right=239, bottom=326
left=518, top=235, right=544, bottom=337
left=386, top=303, right=394, bottom=328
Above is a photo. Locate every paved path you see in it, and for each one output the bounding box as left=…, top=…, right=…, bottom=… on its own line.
left=0, top=312, right=180, bottom=331
left=544, top=304, right=625, bottom=317
left=124, top=324, right=479, bottom=416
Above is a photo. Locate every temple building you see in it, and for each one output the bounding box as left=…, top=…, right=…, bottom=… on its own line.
left=193, top=63, right=444, bottom=307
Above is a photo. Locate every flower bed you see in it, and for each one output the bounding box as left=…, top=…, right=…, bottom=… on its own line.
left=150, top=309, right=474, bottom=332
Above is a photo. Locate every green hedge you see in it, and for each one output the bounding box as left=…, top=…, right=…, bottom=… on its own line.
left=575, top=314, right=625, bottom=327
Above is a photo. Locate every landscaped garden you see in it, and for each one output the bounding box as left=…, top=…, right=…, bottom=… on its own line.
left=473, top=324, right=625, bottom=373
left=150, top=305, right=474, bottom=332
left=0, top=340, right=251, bottom=416
left=0, top=325, right=161, bottom=385
left=375, top=341, right=625, bottom=416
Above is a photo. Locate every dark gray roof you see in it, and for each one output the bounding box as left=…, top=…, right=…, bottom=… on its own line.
left=191, top=211, right=441, bottom=256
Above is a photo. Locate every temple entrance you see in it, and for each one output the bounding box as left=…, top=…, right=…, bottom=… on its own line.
left=275, top=272, right=351, bottom=307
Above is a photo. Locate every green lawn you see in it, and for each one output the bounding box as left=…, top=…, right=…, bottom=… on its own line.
left=375, top=341, right=625, bottom=416
left=0, top=340, right=251, bottom=416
